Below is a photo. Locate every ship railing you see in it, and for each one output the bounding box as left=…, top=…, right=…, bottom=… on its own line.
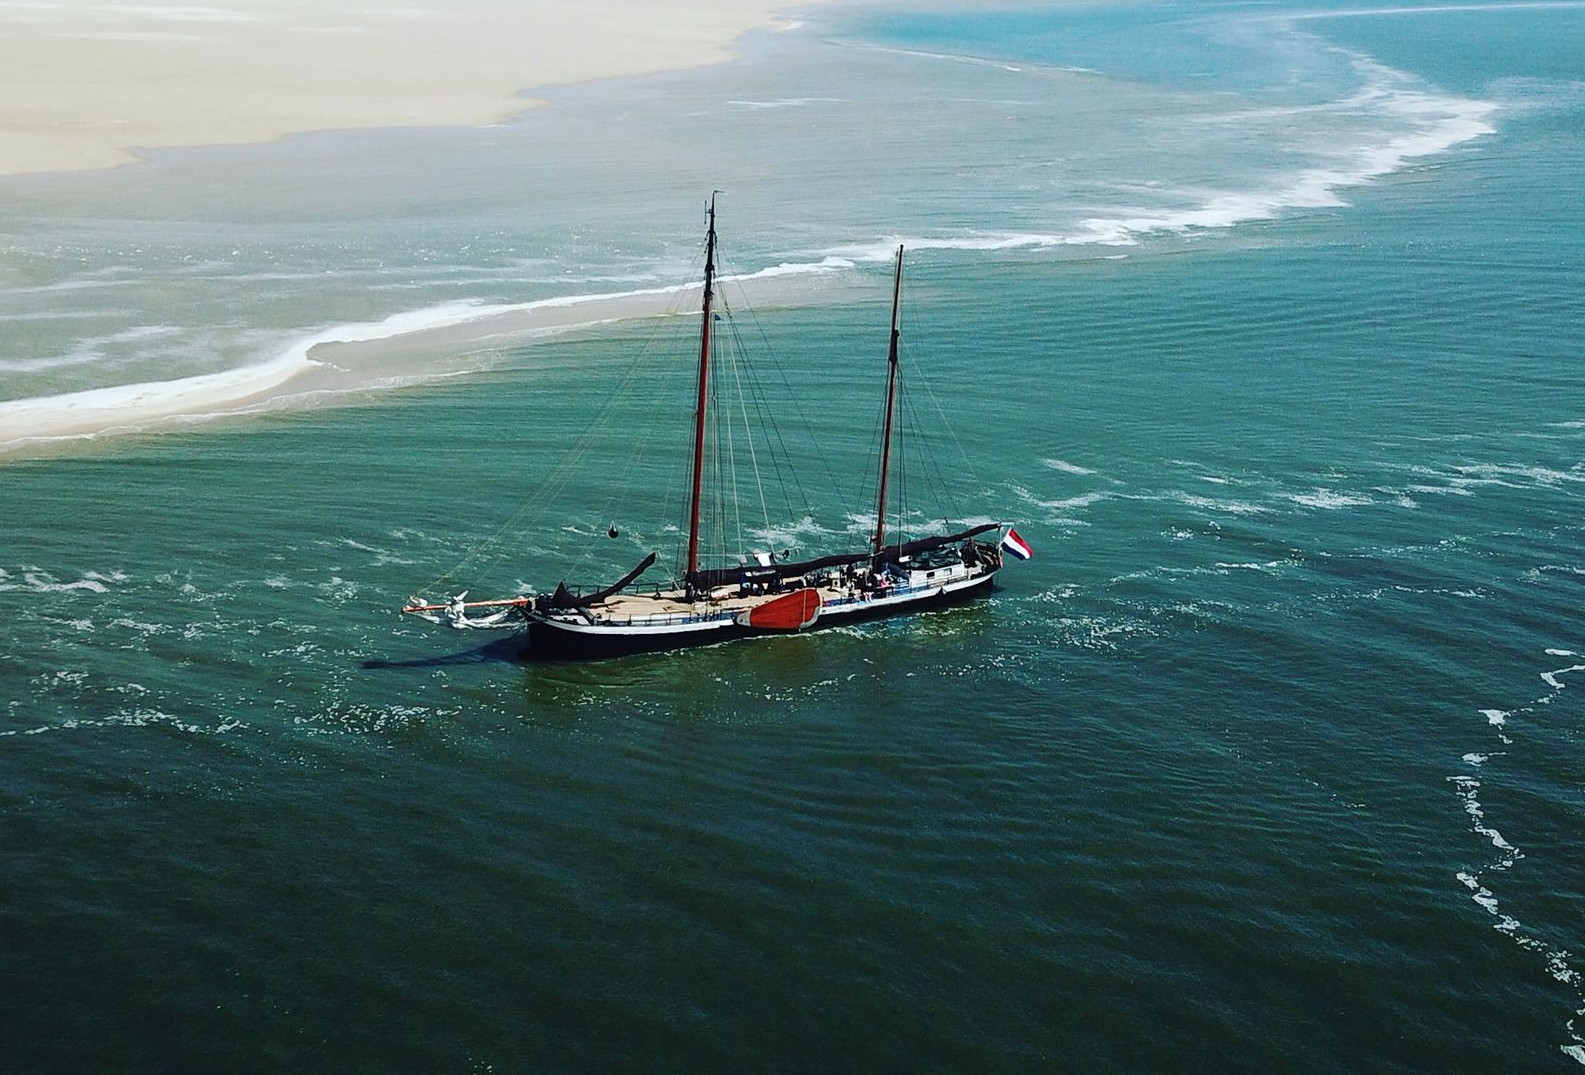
left=565, top=575, right=966, bottom=628
left=823, top=581, right=938, bottom=609
left=585, top=608, right=740, bottom=628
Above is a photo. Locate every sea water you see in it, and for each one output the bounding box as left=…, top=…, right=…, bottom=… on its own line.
left=3, top=2, right=1583, bottom=1070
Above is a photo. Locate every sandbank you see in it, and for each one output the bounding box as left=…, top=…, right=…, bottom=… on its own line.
left=0, top=264, right=871, bottom=458
left=0, top=0, right=828, bottom=177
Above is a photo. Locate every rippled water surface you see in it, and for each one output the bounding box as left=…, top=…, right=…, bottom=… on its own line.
left=4, top=2, right=1583, bottom=1070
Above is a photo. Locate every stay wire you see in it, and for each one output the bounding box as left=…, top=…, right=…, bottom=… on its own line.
left=732, top=281, right=853, bottom=508
left=416, top=257, right=702, bottom=597
left=720, top=290, right=798, bottom=535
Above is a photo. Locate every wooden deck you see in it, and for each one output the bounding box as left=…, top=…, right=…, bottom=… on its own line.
left=579, top=583, right=864, bottom=624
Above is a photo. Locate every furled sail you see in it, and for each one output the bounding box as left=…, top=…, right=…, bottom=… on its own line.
left=877, top=523, right=1001, bottom=562
left=687, top=550, right=872, bottom=591
left=546, top=551, right=658, bottom=609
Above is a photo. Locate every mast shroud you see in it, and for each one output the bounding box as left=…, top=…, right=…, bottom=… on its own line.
left=872, top=244, right=904, bottom=559
left=686, top=196, right=718, bottom=584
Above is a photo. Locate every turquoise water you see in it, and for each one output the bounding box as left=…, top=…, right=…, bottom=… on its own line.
left=4, top=2, right=1584, bottom=1070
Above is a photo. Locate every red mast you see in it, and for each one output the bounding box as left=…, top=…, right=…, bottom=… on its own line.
left=872, top=244, right=904, bottom=559
left=685, top=195, right=718, bottom=584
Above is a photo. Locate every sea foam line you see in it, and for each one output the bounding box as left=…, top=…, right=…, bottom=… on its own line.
left=0, top=324, right=184, bottom=374
left=840, top=41, right=1029, bottom=74
left=0, top=301, right=450, bottom=451
left=1296, top=2, right=1585, bottom=19
left=1075, top=49, right=1497, bottom=243
left=0, top=258, right=857, bottom=452
left=0, top=709, right=243, bottom=739
left=1042, top=458, right=1098, bottom=476
left=1457, top=655, right=1585, bottom=1065
left=822, top=40, right=1496, bottom=262
left=0, top=566, right=128, bottom=594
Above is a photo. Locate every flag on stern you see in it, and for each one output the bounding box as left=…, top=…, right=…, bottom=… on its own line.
left=1001, top=528, right=1033, bottom=561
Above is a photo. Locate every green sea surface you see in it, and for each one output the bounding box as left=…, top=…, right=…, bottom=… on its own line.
left=3, top=2, right=1583, bottom=1070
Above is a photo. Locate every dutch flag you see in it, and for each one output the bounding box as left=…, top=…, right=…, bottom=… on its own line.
left=1001, top=527, right=1033, bottom=561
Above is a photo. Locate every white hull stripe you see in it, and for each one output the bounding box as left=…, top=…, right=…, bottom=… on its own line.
left=531, top=571, right=993, bottom=638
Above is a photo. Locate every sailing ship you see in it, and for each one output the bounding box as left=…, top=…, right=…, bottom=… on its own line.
left=403, top=198, right=1023, bottom=659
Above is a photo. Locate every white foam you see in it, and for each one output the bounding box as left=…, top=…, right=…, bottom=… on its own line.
left=822, top=231, right=1082, bottom=262
left=1008, top=484, right=1109, bottom=516
left=1451, top=778, right=1522, bottom=864
left=1297, top=2, right=1585, bottom=19
left=1174, top=492, right=1269, bottom=516
left=2, top=707, right=211, bottom=738
left=110, top=616, right=164, bottom=635
left=1406, top=482, right=1476, bottom=497
left=1456, top=642, right=1585, bottom=1055
left=1454, top=462, right=1584, bottom=485
left=848, top=41, right=1026, bottom=74
left=0, top=255, right=825, bottom=450
left=1549, top=952, right=1581, bottom=986
left=0, top=339, right=318, bottom=450
left=1453, top=764, right=1585, bottom=1058
left=0, top=324, right=184, bottom=374
left=725, top=97, right=836, bottom=110
left=761, top=257, right=859, bottom=281
left=747, top=514, right=836, bottom=548
left=0, top=269, right=854, bottom=451
left=1288, top=488, right=1375, bottom=509
left=1213, top=560, right=1289, bottom=573
left=1047, top=491, right=1111, bottom=511
left=1067, top=50, right=1496, bottom=247
left=0, top=566, right=127, bottom=594
left=1542, top=664, right=1585, bottom=691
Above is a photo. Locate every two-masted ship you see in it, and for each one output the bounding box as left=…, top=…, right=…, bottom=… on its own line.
left=403, top=199, right=1025, bottom=659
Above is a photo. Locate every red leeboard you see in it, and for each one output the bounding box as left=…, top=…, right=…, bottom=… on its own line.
left=739, top=587, right=822, bottom=631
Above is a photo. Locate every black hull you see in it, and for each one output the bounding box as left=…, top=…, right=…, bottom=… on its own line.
left=522, top=572, right=996, bottom=662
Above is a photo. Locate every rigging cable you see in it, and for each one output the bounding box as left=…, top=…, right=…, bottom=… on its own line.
left=718, top=291, right=789, bottom=541
left=733, top=279, right=855, bottom=507
left=415, top=251, right=705, bottom=596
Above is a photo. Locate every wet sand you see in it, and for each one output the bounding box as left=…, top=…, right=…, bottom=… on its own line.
left=0, top=264, right=871, bottom=458
left=0, top=0, right=824, bottom=177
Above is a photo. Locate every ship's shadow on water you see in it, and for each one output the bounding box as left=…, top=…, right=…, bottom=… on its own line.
left=362, top=633, right=528, bottom=669
left=362, top=633, right=670, bottom=669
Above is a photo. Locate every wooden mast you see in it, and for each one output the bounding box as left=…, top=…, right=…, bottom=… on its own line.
left=872, top=244, right=904, bottom=559
left=685, top=195, right=718, bottom=585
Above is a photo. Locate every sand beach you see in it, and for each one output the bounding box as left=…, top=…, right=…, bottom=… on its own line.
left=0, top=0, right=823, bottom=177
left=0, top=0, right=835, bottom=454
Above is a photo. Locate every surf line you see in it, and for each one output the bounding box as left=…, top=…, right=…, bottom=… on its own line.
left=1294, top=2, right=1585, bottom=20
left=1452, top=651, right=1585, bottom=1066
